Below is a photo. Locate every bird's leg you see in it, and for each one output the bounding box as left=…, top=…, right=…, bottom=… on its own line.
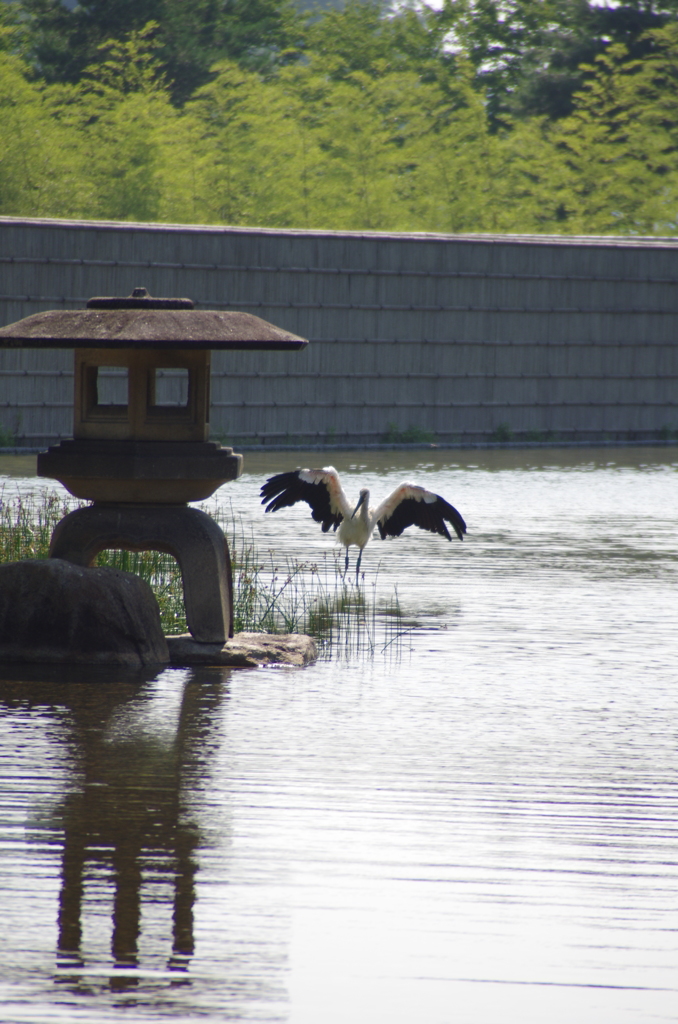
left=344, top=548, right=350, bottom=575
left=355, top=548, right=363, bottom=579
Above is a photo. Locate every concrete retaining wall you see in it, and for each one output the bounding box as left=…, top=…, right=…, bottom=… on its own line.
left=1, top=216, right=677, bottom=446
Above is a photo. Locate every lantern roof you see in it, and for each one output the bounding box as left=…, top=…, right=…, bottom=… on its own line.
left=0, top=288, right=308, bottom=351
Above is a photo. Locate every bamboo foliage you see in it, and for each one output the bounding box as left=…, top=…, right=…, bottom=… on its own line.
left=5, top=20, right=678, bottom=234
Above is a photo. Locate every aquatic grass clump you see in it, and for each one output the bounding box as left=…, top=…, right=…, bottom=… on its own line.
left=0, top=490, right=76, bottom=563
left=223, top=511, right=405, bottom=656
left=302, top=556, right=406, bottom=658
left=96, top=546, right=188, bottom=634
left=0, top=489, right=405, bottom=656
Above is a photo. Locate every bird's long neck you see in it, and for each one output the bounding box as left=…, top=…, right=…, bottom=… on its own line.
left=360, top=493, right=371, bottom=526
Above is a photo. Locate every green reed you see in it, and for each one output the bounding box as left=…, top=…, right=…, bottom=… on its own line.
left=0, top=489, right=74, bottom=562
left=217, top=509, right=405, bottom=657
left=0, top=488, right=405, bottom=656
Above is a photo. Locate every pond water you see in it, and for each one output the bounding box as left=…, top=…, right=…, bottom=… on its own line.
left=0, top=447, right=677, bottom=1024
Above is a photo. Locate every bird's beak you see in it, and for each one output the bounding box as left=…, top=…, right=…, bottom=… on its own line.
left=351, top=493, right=367, bottom=518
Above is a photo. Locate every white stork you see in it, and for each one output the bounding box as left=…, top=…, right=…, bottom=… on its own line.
left=260, top=466, right=466, bottom=576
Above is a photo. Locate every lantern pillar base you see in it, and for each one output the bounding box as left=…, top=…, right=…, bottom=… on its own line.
left=48, top=504, right=234, bottom=642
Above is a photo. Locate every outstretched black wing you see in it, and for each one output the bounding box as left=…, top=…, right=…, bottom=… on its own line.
left=260, top=468, right=347, bottom=533
left=375, top=485, right=466, bottom=542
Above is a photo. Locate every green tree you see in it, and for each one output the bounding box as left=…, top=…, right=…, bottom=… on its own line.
left=12, top=0, right=303, bottom=105
left=303, top=0, right=451, bottom=82
left=157, top=26, right=543, bottom=233
left=0, top=37, right=85, bottom=217
left=426, top=0, right=678, bottom=123
left=395, top=65, right=541, bottom=232
left=545, top=27, right=678, bottom=233
left=43, top=25, right=177, bottom=221
left=164, top=61, right=281, bottom=226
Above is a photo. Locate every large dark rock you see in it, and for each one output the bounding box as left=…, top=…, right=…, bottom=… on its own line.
left=0, top=559, right=169, bottom=668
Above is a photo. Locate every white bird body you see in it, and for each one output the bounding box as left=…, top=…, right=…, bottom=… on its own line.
left=337, top=492, right=372, bottom=552
left=261, top=467, right=466, bottom=576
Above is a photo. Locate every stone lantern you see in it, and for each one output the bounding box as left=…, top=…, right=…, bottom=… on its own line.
left=0, top=288, right=307, bottom=643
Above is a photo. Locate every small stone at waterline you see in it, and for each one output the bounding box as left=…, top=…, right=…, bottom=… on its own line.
left=167, top=633, right=318, bottom=668
left=0, top=559, right=169, bottom=668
